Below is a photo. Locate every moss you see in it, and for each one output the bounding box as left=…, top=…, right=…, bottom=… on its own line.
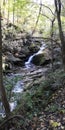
left=32, top=53, right=45, bottom=65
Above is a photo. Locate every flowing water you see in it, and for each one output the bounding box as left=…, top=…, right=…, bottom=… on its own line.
left=25, top=43, right=46, bottom=68
left=0, top=42, right=46, bottom=117
left=12, top=81, right=24, bottom=93
left=0, top=74, right=24, bottom=117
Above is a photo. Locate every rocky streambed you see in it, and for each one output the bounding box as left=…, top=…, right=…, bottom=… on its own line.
left=1, top=31, right=62, bottom=117
left=1, top=63, right=49, bottom=117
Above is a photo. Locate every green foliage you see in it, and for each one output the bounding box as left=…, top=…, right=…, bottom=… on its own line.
left=1, top=0, right=65, bottom=39
left=13, top=68, right=65, bottom=121
left=1, top=0, right=56, bottom=36
left=59, top=109, right=65, bottom=114
left=14, top=76, right=55, bottom=119
left=48, top=69, right=65, bottom=87
left=51, top=121, right=61, bottom=128
left=45, top=104, right=58, bottom=112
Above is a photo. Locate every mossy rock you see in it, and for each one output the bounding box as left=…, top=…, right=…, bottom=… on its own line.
left=32, top=53, right=51, bottom=66
left=32, top=53, right=45, bottom=65
left=29, top=43, right=39, bottom=53
left=32, top=49, right=51, bottom=66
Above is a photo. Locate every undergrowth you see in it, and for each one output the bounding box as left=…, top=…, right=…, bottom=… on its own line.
left=13, top=69, right=65, bottom=120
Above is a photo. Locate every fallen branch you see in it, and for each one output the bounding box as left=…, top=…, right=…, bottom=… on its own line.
left=31, top=36, right=60, bottom=43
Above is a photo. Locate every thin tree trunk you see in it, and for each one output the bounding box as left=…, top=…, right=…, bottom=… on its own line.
left=7, top=0, right=9, bottom=25
left=13, top=0, right=15, bottom=25
left=50, top=16, right=55, bottom=71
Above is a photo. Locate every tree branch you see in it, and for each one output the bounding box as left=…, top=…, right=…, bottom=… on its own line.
left=32, top=0, right=42, bottom=35
left=41, top=3, right=55, bottom=16
left=40, top=13, right=52, bottom=21
left=31, top=1, right=55, bottom=16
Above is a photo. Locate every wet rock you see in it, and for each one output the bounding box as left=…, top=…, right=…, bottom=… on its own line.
left=32, top=49, right=51, bottom=66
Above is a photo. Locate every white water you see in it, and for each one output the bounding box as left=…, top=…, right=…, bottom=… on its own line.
left=0, top=101, right=17, bottom=117
left=9, top=100, right=17, bottom=111
left=9, top=81, right=24, bottom=112
left=12, top=81, right=24, bottom=93
left=9, top=80, right=24, bottom=111
left=25, top=43, right=46, bottom=68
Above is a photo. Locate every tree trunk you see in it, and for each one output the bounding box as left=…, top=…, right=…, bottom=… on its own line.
left=57, top=14, right=65, bottom=70
left=50, top=16, right=55, bottom=71
left=54, top=0, right=65, bottom=70
left=0, top=7, right=10, bottom=117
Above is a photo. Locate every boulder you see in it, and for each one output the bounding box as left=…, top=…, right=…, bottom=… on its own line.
left=5, top=52, right=24, bottom=66
left=29, top=43, right=39, bottom=53
left=19, top=46, right=30, bottom=56
left=15, top=53, right=26, bottom=59
left=32, top=49, right=51, bottom=66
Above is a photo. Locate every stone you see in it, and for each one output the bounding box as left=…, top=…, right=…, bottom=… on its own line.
left=5, top=52, right=24, bottom=66
left=20, top=46, right=30, bottom=56
left=29, top=43, right=39, bottom=53
left=32, top=49, right=51, bottom=66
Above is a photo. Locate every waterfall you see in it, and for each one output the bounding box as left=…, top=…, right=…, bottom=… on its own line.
left=25, top=43, right=46, bottom=68
left=25, top=55, right=35, bottom=68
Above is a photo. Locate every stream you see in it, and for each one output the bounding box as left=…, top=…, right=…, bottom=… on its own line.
left=0, top=42, right=46, bottom=117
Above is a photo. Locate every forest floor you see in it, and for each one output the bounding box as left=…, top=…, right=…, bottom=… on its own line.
left=28, top=86, right=65, bottom=130
left=14, top=68, right=65, bottom=130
